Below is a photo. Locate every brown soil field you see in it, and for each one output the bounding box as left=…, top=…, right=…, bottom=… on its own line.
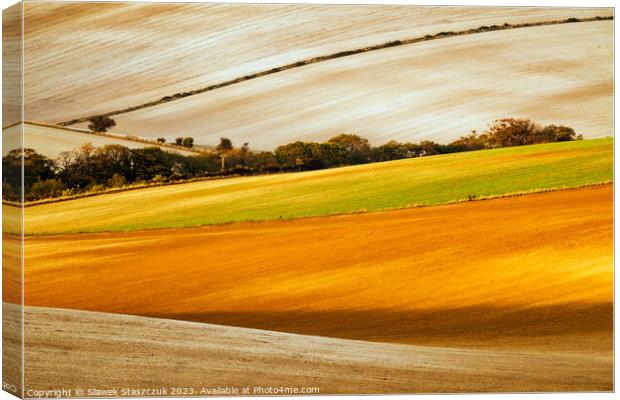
left=22, top=4, right=611, bottom=124
left=21, top=185, right=612, bottom=353
left=8, top=304, right=611, bottom=393
left=103, top=21, right=612, bottom=149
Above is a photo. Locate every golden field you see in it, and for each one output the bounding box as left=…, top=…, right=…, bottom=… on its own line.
left=20, top=186, right=612, bottom=350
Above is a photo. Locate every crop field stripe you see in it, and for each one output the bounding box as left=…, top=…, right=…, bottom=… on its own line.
left=17, top=138, right=613, bottom=235
left=59, top=16, right=612, bottom=126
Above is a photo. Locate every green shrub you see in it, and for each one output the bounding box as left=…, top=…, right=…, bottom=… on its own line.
left=182, top=137, right=194, bottom=148
left=537, top=125, right=582, bottom=142
left=216, top=137, right=233, bottom=153
left=107, top=173, right=127, bottom=188
left=28, top=179, right=65, bottom=200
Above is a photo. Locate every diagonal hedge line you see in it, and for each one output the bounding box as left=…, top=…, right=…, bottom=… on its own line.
left=58, top=16, right=612, bottom=126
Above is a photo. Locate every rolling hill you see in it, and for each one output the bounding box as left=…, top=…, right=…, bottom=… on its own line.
left=6, top=3, right=614, bottom=395
left=17, top=186, right=612, bottom=388
left=22, top=4, right=611, bottom=124
left=12, top=304, right=611, bottom=393
left=100, top=20, right=613, bottom=149
left=17, top=138, right=612, bottom=235
left=2, top=123, right=198, bottom=158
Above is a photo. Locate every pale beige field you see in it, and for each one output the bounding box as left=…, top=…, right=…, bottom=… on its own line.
left=3, top=3, right=22, bottom=127
left=23, top=4, right=611, bottom=124
left=2, top=123, right=197, bottom=157
left=7, top=304, right=610, bottom=394
left=102, top=21, right=613, bottom=149
left=2, top=124, right=20, bottom=154
left=3, top=304, right=20, bottom=397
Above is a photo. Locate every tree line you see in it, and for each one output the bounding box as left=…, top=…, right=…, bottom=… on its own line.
left=2, top=118, right=581, bottom=202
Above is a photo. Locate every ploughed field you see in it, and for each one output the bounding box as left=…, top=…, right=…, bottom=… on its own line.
left=18, top=138, right=612, bottom=235
left=22, top=185, right=612, bottom=349
left=2, top=123, right=197, bottom=158
left=22, top=4, right=611, bottom=124
left=105, top=20, right=613, bottom=149
left=9, top=303, right=611, bottom=393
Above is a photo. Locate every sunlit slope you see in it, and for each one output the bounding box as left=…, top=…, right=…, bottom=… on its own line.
left=15, top=305, right=612, bottom=393
left=108, top=21, right=613, bottom=148
left=2, top=123, right=197, bottom=158
left=23, top=186, right=613, bottom=350
left=22, top=3, right=610, bottom=123
left=2, top=234, right=20, bottom=304
left=22, top=139, right=612, bottom=235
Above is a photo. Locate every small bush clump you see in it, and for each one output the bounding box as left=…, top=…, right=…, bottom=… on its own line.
left=87, top=116, right=116, bottom=132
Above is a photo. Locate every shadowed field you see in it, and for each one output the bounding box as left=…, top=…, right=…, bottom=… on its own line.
left=22, top=185, right=612, bottom=353
left=17, top=138, right=612, bottom=234
left=106, top=21, right=613, bottom=148
left=8, top=304, right=611, bottom=393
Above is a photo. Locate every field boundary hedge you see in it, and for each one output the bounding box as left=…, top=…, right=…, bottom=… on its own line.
left=7, top=121, right=205, bottom=155
left=2, top=172, right=258, bottom=207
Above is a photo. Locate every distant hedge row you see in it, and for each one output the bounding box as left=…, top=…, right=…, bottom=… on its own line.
left=3, top=118, right=581, bottom=202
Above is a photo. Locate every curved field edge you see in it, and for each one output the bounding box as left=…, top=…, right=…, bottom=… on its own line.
left=59, top=16, right=612, bottom=126
left=23, top=121, right=203, bottom=155
left=2, top=122, right=200, bottom=158
left=17, top=138, right=612, bottom=235
left=13, top=305, right=612, bottom=393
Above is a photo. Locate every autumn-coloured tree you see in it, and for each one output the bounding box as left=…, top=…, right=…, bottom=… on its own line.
left=486, top=118, right=539, bottom=148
